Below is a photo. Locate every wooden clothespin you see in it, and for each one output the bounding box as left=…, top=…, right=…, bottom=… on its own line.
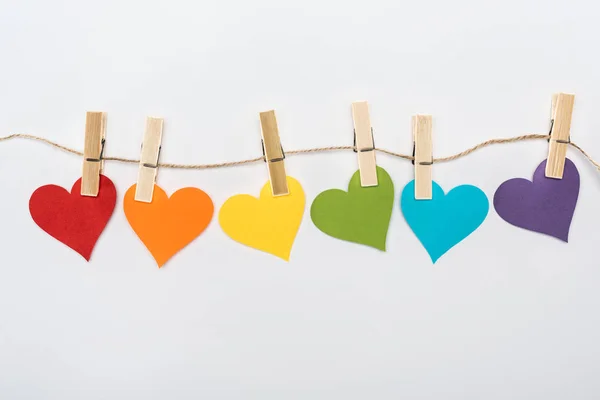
left=259, top=110, right=288, bottom=196
left=351, top=101, right=378, bottom=187
left=134, top=117, right=164, bottom=203
left=81, top=111, right=107, bottom=197
left=413, top=115, right=433, bottom=200
left=546, top=93, right=575, bottom=179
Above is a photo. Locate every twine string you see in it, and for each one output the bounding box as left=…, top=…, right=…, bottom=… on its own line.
left=0, top=133, right=598, bottom=170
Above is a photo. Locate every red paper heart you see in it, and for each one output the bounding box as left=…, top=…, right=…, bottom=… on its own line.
left=29, top=175, right=117, bottom=261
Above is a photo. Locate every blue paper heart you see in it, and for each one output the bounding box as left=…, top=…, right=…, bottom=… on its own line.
left=400, top=180, right=489, bottom=263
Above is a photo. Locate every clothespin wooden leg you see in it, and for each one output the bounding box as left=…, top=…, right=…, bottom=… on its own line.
left=135, top=117, right=164, bottom=203
left=546, top=93, right=575, bottom=179
left=351, top=101, right=378, bottom=187
left=259, top=110, right=289, bottom=196
left=81, top=111, right=106, bottom=197
left=413, top=115, right=433, bottom=200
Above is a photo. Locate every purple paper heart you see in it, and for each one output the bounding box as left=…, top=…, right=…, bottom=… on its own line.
left=493, top=158, right=579, bottom=242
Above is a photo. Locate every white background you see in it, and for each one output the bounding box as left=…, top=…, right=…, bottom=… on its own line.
left=1, top=0, right=600, bottom=399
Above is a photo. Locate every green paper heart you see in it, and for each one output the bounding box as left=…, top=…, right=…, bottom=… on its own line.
left=310, top=166, right=394, bottom=251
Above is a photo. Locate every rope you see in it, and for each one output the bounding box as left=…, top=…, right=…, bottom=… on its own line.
left=0, top=133, right=597, bottom=170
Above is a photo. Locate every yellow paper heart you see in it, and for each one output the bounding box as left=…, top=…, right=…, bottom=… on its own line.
left=219, top=177, right=305, bottom=261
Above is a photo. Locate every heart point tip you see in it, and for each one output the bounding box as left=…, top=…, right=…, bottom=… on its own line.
left=277, top=254, right=291, bottom=262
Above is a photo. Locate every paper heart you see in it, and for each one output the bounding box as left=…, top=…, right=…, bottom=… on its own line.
left=310, top=166, right=394, bottom=250
left=29, top=175, right=117, bottom=261
left=219, top=177, right=305, bottom=261
left=493, top=158, right=579, bottom=242
left=401, top=180, right=489, bottom=263
left=123, top=185, right=214, bottom=267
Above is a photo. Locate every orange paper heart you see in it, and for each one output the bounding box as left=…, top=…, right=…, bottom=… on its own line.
left=124, top=185, right=214, bottom=267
